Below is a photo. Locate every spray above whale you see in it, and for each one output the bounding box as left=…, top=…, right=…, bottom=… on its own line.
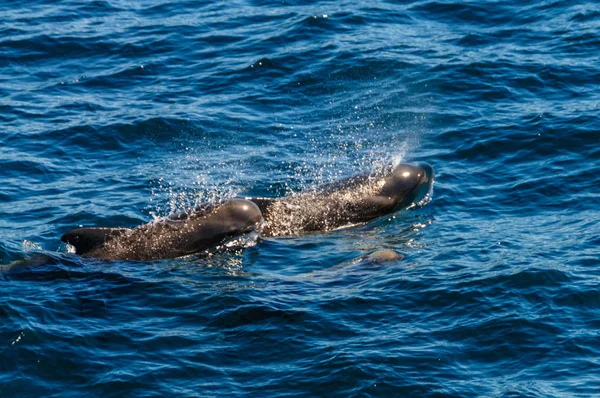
left=61, top=162, right=434, bottom=261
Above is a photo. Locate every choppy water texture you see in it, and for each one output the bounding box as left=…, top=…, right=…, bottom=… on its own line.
left=2, top=0, right=600, bottom=396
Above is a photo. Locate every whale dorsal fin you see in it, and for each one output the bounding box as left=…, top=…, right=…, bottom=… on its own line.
left=61, top=228, right=130, bottom=255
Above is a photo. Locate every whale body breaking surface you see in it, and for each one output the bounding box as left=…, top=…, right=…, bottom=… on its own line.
left=61, top=162, right=434, bottom=261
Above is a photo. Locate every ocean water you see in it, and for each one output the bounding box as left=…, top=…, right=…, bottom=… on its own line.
left=1, top=0, right=599, bottom=396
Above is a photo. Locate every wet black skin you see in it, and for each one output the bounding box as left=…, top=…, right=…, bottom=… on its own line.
left=61, top=199, right=264, bottom=261
left=247, top=162, right=434, bottom=236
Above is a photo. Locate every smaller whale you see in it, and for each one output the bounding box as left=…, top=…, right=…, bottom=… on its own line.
left=361, top=249, right=404, bottom=264
left=295, top=249, right=405, bottom=282
left=61, top=199, right=264, bottom=261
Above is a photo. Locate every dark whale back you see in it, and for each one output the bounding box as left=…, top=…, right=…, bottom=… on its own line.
left=61, top=199, right=264, bottom=261
left=248, top=162, right=433, bottom=237
left=61, top=228, right=130, bottom=255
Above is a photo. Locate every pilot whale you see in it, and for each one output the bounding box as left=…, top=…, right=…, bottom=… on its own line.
left=248, top=162, right=433, bottom=237
left=62, top=199, right=264, bottom=261
left=61, top=162, right=433, bottom=261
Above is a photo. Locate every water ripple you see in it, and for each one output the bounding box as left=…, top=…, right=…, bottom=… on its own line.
left=1, top=0, right=600, bottom=396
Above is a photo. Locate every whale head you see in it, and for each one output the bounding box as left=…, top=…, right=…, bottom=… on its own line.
left=379, top=162, right=434, bottom=209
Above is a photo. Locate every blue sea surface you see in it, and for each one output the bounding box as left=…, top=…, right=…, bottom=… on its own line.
left=1, top=0, right=599, bottom=396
